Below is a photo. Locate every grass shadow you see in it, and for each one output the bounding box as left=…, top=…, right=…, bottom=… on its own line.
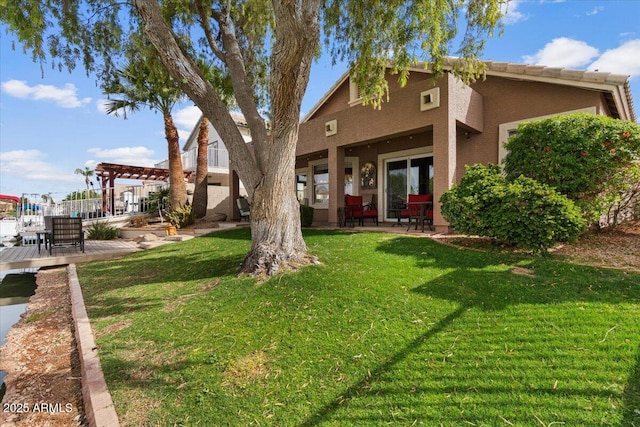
left=375, top=234, right=518, bottom=270
left=301, top=305, right=468, bottom=426
left=84, top=295, right=167, bottom=318
left=79, top=229, right=640, bottom=425
left=377, top=235, right=640, bottom=308
left=414, top=267, right=640, bottom=310
left=623, top=345, right=640, bottom=425
left=300, top=235, right=640, bottom=425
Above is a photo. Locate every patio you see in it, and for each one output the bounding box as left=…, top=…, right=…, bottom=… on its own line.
left=0, top=239, right=140, bottom=270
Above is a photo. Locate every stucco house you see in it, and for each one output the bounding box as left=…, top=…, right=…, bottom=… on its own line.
left=278, top=60, right=636, bottom=231
left=157, top=112, right=251, bottom=218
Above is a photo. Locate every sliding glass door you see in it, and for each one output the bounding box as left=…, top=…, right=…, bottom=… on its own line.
left=384, top=155, right=433, bottom=221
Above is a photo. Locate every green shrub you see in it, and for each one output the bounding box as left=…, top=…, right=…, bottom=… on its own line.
left=300, top=204, right=314, bottom=227
left=144, top=188, right=170, bottom=214
left=86, top=221, right=120, bottom=240
left=165, top=204, right=194, bottom=229
left=441, top=164, right=586, bottom=253
left=439, top=163, right=505, bottom=237
left=503, top=113, right=640, bottom=227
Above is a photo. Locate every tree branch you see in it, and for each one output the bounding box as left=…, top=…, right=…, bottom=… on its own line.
left=134, top=0, right=260, bottom=192
left=195, top=1, right=225, bottom=63
left=270, top=0, right=321, bottom=138
left=213, top=6, right=270, bottom=173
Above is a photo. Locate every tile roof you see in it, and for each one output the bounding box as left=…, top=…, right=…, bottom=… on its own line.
left=303, top=60, right=636, bottom=123
left=461, top=60, right=635, bottom=122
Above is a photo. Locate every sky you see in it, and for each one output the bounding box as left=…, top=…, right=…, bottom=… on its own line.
left=1, top=0, right=640, bottom=200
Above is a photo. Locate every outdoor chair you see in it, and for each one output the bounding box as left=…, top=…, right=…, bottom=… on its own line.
left=344, top=194, right=378, bottom=227
left=49, top=216, right=84, bottom=255
left=399, top=194, right=434, bottom=232
left=362, top=194, right=379, bottom=226
left=236, top=197, right=251, bottom=221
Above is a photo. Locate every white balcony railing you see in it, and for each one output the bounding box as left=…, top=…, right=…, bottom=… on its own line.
left=157, top=146, right=230, bottom=172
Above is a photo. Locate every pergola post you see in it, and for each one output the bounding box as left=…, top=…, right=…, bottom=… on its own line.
left=95, top=162, right=193, bottom=216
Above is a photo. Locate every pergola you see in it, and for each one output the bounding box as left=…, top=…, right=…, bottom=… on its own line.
left=95, top=162, right=193, bottom=214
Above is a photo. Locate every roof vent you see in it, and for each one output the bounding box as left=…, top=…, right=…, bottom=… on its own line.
left=420, top=88, right=440, bottom=111
left=325, top=119, right=338, bottom=136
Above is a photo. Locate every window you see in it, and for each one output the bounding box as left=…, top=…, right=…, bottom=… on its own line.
left=349, top=77, right=363, bottom=106
left=385, top=156, right=433, bottom=219
left=305, top=157, right=359, bottom=208
left=325, top=119, right=338, bottom=136
left=379, top=146, right=433, bottom=222
left=344, top=162, right=354, bottom=196
left=295, top=172, right=308, bottom=205
left=313, top=163, right=329, bottom=205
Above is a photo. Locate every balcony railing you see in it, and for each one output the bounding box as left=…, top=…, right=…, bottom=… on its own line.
left=156, top=146, right=230, bottom=172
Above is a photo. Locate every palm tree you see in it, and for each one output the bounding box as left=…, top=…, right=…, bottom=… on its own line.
left=74, top=166, right=94, bottom=200
left=192, top=116, right=210, bottom=219
left=192, top=68, right=235, bottom=219
left=102, top=34, right=187, bottom=209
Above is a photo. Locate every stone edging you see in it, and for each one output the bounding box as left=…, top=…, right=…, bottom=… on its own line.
left=68, top=264, right=121, bottom=427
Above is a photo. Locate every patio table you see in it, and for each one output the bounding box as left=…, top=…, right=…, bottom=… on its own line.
left=35, top=230, right=51, bottom=254
left=406, top=201, right=433, bottom=232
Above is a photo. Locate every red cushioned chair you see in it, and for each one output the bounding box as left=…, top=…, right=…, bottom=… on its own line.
left=399, top=194, right=433, bottom=232
left=345, top=194, right=378, bottom=227
left=362, top=194, right=379, bottom=226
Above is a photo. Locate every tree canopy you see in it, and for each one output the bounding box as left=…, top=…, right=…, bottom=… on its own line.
left=1, top=0, right=506, bottom=275
left=102, top=33, right=189, bottom=208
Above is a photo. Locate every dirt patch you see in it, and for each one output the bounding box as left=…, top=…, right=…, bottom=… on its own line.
left=222, top=350, right=269, bottom=390
left=511, top=267, right=535, bottom=276
left=96, top=319, right=133, bottom=338
left=0, top=266, right=86, bottom=427
left=180, top=215, right=222, bottom=230
left=551, top=221, right=640, bottom=272
left=434, top=220, right=640, bottom=273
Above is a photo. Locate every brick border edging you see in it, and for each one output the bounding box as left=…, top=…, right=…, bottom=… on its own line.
left=68, top=264, right=121, bottom=427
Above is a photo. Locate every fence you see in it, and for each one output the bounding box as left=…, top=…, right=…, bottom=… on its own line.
left=12, top=184, right=167, bottom=235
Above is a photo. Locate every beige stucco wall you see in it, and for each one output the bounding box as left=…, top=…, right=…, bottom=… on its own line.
left=301, top=72, right=605, bottom=159
left=297, top=69, right=609, bottom=227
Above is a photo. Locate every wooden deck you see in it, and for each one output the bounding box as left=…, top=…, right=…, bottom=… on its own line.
left=0, top=239, right=140, bottom=270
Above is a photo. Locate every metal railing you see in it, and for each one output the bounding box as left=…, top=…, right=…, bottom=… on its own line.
left=156, top=146, right=230, bottom=171
left=12, top=184, right=167, bottom=235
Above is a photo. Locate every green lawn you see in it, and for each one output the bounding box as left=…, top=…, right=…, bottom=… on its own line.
left=76, top=228, right=640, bottom=426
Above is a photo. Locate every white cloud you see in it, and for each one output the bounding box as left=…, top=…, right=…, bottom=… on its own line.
left=588, top=39, right=640, bottom=78
left=177, top=128, right=193, bottom=141
left=84, top=160, right=99, bottom=170
left=87, top=146, right=158, bottom=167
left=173, top=105, right=202, bottom=130
left=522, top=37, right=599, bottom=68
left=586, top=6, right=604, bottom=16
left=501, top=0, right=527, bottom=25
left=1, top=80, right=91, bottom=108
left=0, top=149, right=79, bottom=183
left=95, top=99, right=111, bottom=114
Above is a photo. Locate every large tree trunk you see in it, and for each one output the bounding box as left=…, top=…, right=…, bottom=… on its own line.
left=241, top=132, right=312, bottom=275
left=164, top=112, right=187, bottom=208
left=193, top=117, right=209, bottom=218
left=240, top=0, right=322, bottom=275
left=135, top=0, right=321, bottom=276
